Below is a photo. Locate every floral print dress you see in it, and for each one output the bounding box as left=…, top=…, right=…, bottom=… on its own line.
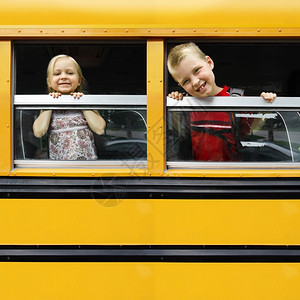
left=49, top=110, right=98, bottom=160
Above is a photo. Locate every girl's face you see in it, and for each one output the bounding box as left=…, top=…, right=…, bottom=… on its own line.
left=172, top=54, right=219, bottom=98
left=47, top=57, right=81, bottom=94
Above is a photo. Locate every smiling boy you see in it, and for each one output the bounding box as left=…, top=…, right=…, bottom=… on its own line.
left=167, top=42, right=276, bottom=161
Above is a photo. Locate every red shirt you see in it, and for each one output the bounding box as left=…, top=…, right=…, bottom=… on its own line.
left=189, top=85, right=251, bottom=161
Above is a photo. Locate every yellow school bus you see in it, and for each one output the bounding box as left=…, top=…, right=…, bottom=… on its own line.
left=1, top=0, right=300, bottom=299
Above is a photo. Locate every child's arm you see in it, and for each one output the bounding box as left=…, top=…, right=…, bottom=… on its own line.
left=260, top=92, right=277, bottom=103
left=32, top=110, right=52, bottom=138
left=82, top=110, right=106, bottom=135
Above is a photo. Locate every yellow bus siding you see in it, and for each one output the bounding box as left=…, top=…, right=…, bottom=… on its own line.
left=0, top=1, right=300, bottom=298
left=0, top=41, right=11, bottom=175
left=0, top=198, right=299, bottom=245
left=0, top=0, right=300, bottom=29
left=1, top=262, right=300, bottom=300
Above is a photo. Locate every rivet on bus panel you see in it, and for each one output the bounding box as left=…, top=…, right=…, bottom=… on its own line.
left=278, top=28, right=282, bottom=32
left=214, top=29, right=218, bottom=32
left=236, top=29, right=239, bottom=32
left=6, top=124, right=9, bottom=128
left=104, top=29, right=107, bottom=33
left=257, top=29, right=260, bottom=32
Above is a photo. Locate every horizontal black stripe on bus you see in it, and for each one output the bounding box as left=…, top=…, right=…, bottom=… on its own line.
left=1, top=176, right=300, bottom=199
left=0, top=245, right=300, bottom=262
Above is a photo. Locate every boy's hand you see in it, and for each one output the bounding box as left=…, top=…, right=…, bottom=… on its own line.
left=260, top=92, right=277, bottom=103
left=168, top=91, right=187, bottom=100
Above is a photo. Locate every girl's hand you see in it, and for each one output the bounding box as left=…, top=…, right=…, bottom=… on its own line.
left=71, top=92, right=84, bottom=99
left=261, top=92, right=277, bottom=103
left=49, top=92, right=61, bottom=98
left=168, top=91, right=188, bottom=100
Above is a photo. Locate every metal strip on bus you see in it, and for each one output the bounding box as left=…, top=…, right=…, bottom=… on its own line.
left=167, top=96, right=300, bottom=109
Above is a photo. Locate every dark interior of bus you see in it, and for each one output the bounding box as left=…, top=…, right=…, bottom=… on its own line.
left=15, top=40, right=300, bottom=96
left=167, top=40, right=300, bottom=96
left=15, top=42, right=146, bottom=95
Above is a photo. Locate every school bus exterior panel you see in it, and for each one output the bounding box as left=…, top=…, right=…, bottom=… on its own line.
left=1, top=177, right=300, bottom=245
left=1, top=0, right=300, bottom=298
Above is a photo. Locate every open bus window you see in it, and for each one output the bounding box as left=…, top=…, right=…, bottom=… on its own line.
left=166, top=41, right=300, bottom=97
left=15, top=42, right=146, bottom=95
left=166, top=40, right=300, bottom=165
left=167, top=109, right=300, bottom=163
left=14, top=42, right=147, bottom=166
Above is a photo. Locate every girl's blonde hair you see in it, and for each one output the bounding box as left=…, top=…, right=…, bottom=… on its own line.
left=47, top=54, right=85, bottom=93
left=167, top=42, right=207, bottom=79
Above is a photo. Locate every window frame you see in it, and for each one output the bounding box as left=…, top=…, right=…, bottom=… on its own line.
left=12, top=40, right=151, bottom=173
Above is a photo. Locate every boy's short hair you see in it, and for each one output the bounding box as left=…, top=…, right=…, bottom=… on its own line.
left=167, top=42, right=207, bottom=79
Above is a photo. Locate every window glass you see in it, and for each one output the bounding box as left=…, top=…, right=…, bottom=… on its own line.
left=98, top=110, right=147, bottom=160
left=167, top=110, right=300, bottom=162
left=15, top=108, right=147, bottom=161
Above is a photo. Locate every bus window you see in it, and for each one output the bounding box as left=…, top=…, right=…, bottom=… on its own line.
left=166, top=41, right=300, bottom=165
left=14, top=42, right=146, bottom=166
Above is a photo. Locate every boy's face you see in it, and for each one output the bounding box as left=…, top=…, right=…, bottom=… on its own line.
left=47, top=57, right=81, bottom=94
left=172, top=54, right=219, bottom=97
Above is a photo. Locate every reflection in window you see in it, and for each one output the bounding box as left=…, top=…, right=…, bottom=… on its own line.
left=167, top=111, right=300, bottom=162
left=15, top=109, right=147, bottom=161
left=97, top=110, right=147, bottom=160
